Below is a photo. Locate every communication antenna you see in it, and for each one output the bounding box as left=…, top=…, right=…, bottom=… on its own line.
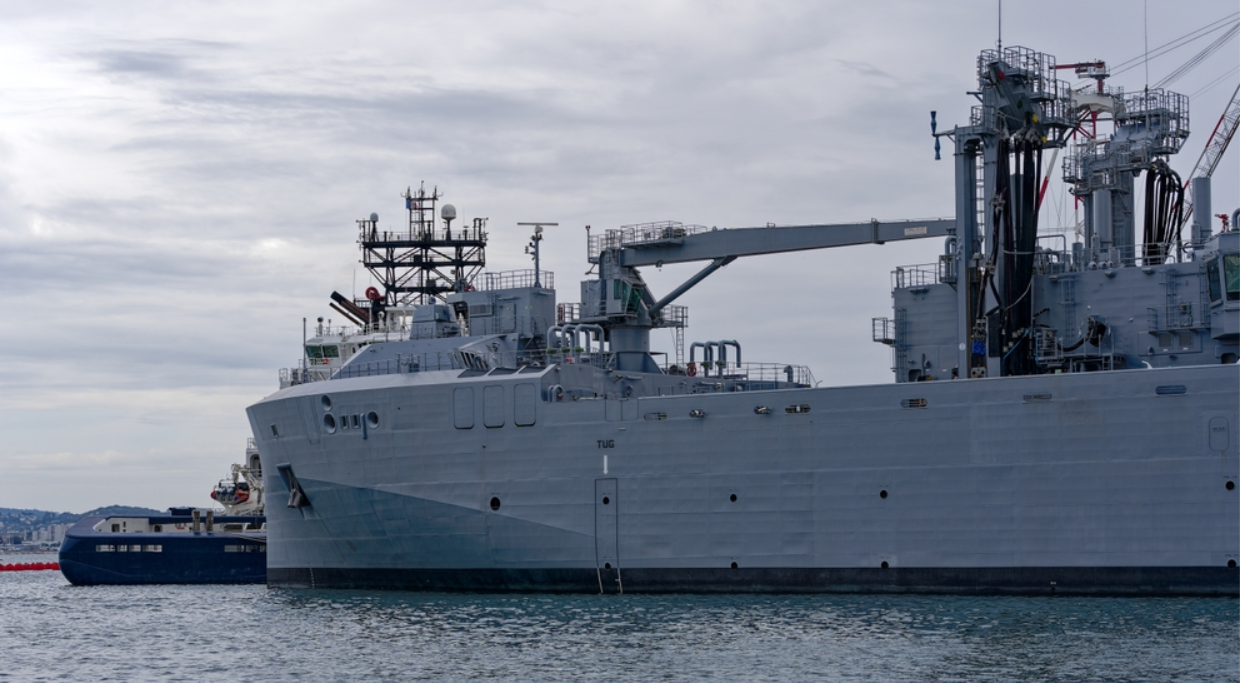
left=997, top=0, right=1002, bottom=51
left=1144, top=0, right=1149, bottom=87
left=518, top=222, right=558, bottom=288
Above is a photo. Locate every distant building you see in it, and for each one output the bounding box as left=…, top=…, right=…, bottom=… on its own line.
left=36, top=524, right=71, bottom=544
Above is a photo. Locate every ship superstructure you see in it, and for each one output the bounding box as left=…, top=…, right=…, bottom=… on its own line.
left=248, top=44, right=1239, bottom=595
left=880, top=48, right=1237, bottom=383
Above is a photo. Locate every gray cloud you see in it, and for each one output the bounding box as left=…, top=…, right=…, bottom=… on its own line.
left=0, top=0, right=1235, bottom=511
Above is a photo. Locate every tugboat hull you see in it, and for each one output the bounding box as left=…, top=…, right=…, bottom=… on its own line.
left=59, top=516, right=266, bottom=586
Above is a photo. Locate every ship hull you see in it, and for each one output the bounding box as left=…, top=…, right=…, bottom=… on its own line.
left=249, top=364, right=1240, bottom=595
left=59, top=517, right=267, bottom=586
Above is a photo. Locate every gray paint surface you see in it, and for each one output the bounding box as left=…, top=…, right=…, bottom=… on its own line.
left=247, top=43, right=1240, bottom=594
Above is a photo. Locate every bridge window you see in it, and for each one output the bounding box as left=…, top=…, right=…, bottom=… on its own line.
left=1207, top=258, right=1222, bottom=302
left=1224, top=254, right=1239, bottom=301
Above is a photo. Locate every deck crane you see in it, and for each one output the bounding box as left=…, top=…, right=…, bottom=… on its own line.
left=1179, top=82, right=1240, bottom=244
left=575, top=218, right=956, bottom=372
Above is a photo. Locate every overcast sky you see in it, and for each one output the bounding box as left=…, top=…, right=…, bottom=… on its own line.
left=2, top=0, right=1236, bottom=513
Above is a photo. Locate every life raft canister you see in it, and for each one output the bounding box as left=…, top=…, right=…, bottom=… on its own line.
left=687, top=363, right=697, bottom=377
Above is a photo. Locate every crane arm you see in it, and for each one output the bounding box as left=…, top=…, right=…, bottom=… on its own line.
left=1189, top=82, right=1240, bottom=181
left=612, top=218, right=956, bottom=267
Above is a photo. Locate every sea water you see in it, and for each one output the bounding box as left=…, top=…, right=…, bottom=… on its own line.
left=2, top=555, right=1237, bottom=682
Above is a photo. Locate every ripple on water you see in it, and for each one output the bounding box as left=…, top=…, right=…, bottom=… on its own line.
left=1, top=569, right=1236, bottom=682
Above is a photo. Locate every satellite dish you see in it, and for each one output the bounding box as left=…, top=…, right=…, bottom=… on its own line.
left=441, top=204, right=457, bottom=221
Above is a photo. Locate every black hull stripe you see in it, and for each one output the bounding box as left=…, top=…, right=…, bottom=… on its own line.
left=268, top=566, right=1240, bottom=596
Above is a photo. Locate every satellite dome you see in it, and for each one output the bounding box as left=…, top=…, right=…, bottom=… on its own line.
left=369, top=212, right=379, bottom=222
left=441, top=204, right=457, bottom=221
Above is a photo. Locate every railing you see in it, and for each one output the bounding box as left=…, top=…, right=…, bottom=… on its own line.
left=977, top=46, right=1073, bottom=121
left=1116, top=88, right=1190, bottom=154
left=588, top=221, right=711, bottom=259
left=355, top=322, right=410, bottom=338
left=1033, top=326, right=1118, bottom=370
left=978, top=46, right=1058, bottom=96
left=334, top=351, right=465, bottom=379
left=892, top=263, right=941, bottom=289
left=872, top=317, right=895, bottom=345
left=310, top=323, right=358, bottom=338
left=680, top=361, right=815, bottom=387
left=738, top=362, right=815, bottom=386
left=658, top=304, right=688, bottom=327
left=283, top=347, right=816, bottom=388
left=478, top=269, right=553, bottom=291
left=358, top=225, right=487, bottom=244
left=308, top=321, right=409, bottom=346
left=556, top=303, right=580, bottom=324
left=558, top=302, right=687, bottom=328
left=279, top=366, right=334, bottom=389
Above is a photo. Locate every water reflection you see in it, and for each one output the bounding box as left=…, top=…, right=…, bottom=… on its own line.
left=2, top=572, right=1235, bottom=682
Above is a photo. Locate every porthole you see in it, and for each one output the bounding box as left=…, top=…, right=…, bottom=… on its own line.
left=604, top=562, right=612, bottom=569
left=367, top=411, right=380, bottom=429
left=602, top=496, right=610, bottom=505
left=880, top=489, right=888, bottom=499
left=729, top=493, right=737, bottom=502
left=490, top=497, right=501, bottom=511
left=1229, top=559, right=1237, bottom=568
left=730, top=561, right=738, bottom=569
left=321, top=395, right=332, bottom=411
left=323, top=414, right=337, bottom=434
left=1227, top=481, right=1236, bottom=491
left=881, top=561, right=889, bottom=569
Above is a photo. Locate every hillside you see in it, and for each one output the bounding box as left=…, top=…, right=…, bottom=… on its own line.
left=0, top=505, right=165, bottom=535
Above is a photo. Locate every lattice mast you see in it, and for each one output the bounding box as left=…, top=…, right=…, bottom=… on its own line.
left=357, top=183, right=487, bottom=307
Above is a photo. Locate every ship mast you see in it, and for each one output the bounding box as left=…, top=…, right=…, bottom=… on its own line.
left=357, top=182, right=488, bottom=308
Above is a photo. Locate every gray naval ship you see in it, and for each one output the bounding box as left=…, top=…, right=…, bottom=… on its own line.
left=249, top=44, right=1240, bottom=595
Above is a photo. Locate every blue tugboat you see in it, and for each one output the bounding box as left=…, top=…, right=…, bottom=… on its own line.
left=58, top=441, right=266, bottom=585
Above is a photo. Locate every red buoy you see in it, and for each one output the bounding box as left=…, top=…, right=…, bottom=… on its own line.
left=0, top=561, right=60, bottom=571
